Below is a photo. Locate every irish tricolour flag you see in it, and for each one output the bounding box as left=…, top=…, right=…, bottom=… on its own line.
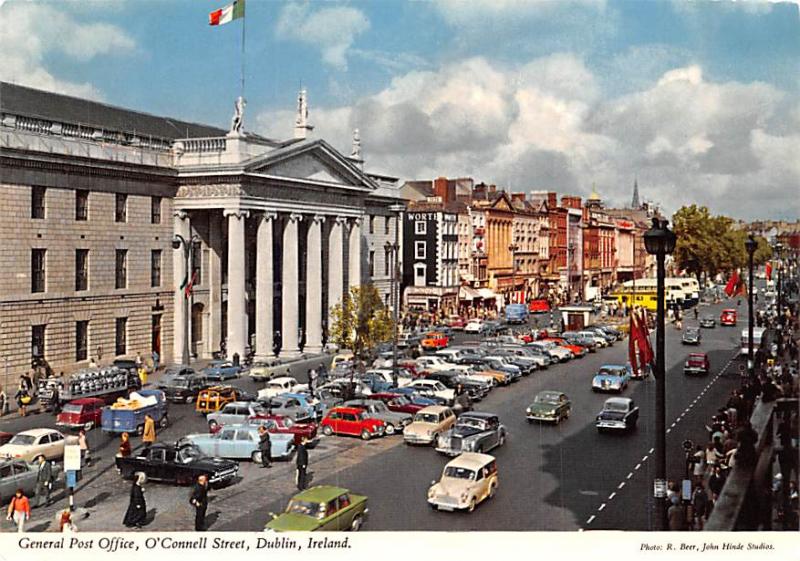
left=209, top=0, right=245, bottom=26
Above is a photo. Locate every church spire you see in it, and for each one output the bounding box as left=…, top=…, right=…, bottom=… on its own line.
left=631, top=178, right=640, bottom=209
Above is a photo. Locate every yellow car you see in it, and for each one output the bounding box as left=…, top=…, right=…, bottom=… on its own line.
left=428, top=452, right=498, bottom=512
left=403, top=406, right=456, bottom=446
left=331, top=352, right=354, bottom=370
left=0, top=428, right=77, bottom=463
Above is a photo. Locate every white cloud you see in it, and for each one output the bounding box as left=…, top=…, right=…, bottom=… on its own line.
left=256, top=56, right=799, bottom=220
left=436, top=0, right=607, bottom=26
left=275, top=3, right=369, bottom=70
left=0, top=2, right=135, bottom=98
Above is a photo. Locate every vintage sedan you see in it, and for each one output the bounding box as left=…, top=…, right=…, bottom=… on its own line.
left=320, top=407, right=386, bottom=440
left=343, top=399, right=412, bottom=435
left=56, top=397, right=105, bottom=430
left=181, top=424, right=294, bottom=463
left=242, top=414, right=319, bottom=447
left=368, top=393, right=426, bottom=415
left=404, top=406, right=457, bottom=446
left=699, top=315, right=717, bottom=328
left=249, top=362, right=276, bottom=382
left=207, top=401, right=267, bottom=431
left=435, top=412, right=506, bottom=456
left=595, top=397, right=639, bottom=432
left=201, top=360, right=242, bottom=382
left=682, top=327, right=702, bottom=345
left=591, top=365, right=631, bottom=393
left=257, top=377, right=308, bottom=400
left=428, top=452, right=498, bottom=512
left=116, top=442, right=239, bottom=486
left=0, top=433, right=12, bottom=446
left=526, top=391, right=571, bottom=424
left=684, top=352, right=711, bottom=376
left=161, top=374, right=210, bottom=404
left=265, top=485, right=368, bottom=531
left=0, top=429, right=75, bottom=462
left=258, top=394, right=317, bottom=423
left=0, top=459, right=39, bottom=505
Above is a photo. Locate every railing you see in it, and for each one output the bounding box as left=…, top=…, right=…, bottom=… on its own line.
left=705, top=397, right=798, bottom=531
left=178, top=137, right=227, bottom=153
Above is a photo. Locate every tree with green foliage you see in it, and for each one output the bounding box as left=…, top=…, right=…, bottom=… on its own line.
left=328, top=284, right=394, bottom=362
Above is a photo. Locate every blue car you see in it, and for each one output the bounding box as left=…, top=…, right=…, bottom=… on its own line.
left=386, top=387, right=440, bottom=407
left=282, top=392, right=324, bottom=420
left=181, top=423, right=294, bottom=462
left=202, top=360, right=242, bottom=381
left=591, top=365, right=631, bottom=393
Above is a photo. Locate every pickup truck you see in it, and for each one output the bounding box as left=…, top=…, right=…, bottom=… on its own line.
left=101, top=389, right=169, bottom=435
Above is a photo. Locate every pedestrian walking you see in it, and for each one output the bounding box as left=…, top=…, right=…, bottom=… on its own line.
left=78, top=429, right=91, bottom=466
left=6, top=489, right=30, bottom=532
left=667, top=494, right=686, bottom=531
left=0, top=385, right=7, bottom=417
left=122, top=472, right=147, bottom=528
left=295, top=437, right=309, bottom=491
left=138, top=366, right=148, bottom=387
left=190, top=474, right=209, bottom=531
left=34, top=456, right=53, bottom=507
left=308, top=368, right=317, bottom=393
left=257, top=426, right=272, bottom=468
left=152, top=350, right=160, bottom=371
left=118, top=432, right=132, bottom=457
left=15, top=376, right=32, bottom=417
left=142, top=414, right=156, bottom=449
left=692, top=481, right=709, bottom=530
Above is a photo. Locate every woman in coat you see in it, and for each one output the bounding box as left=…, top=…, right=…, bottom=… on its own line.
left=118, top=432, right=132, bottom=457
left=122, top=472, right=147, bottom=528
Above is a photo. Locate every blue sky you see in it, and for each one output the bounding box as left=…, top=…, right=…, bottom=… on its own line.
left=1, top=0, right=799, bottom=220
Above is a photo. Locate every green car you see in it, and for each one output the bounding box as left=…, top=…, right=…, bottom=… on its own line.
left=526, top=391, right=571, bottom=424
left=265, top=485, right=368, bottom=531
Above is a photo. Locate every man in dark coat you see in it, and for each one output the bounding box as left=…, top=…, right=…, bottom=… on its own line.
left=257, top=426, right=272, bottom=468
left=190, top=474, right=209, bottom=531
left=296, top=438, right=309, bottom=491
left=34, top=456, right=52, bottom=507
left=123, top=472, right=147, bottom=528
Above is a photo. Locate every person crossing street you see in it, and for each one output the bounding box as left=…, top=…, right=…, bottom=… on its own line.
left=34, top=456, right=53, bottom=507
left=257, top=426, right=272, bottom=468
left=190, top=475, right=209, bottom=531
left=295, top=437, right=309, bottom=491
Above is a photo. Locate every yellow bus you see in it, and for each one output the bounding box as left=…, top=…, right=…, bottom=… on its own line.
left=610, top=280, right=684, bottom=312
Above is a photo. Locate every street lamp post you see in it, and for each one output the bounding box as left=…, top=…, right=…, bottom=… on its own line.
left=775, top=243, right=784, bottom=355
left=172, top=233, right=200, bottom=366
left=386, top=203, right=405, bottom=387
left=568, top=243, right=576, bottom=304
left=745, top=236, right=758, bottom=380
left=643, top=217, right=676, bottom=531
left=509, top=243, right=519, bottom=304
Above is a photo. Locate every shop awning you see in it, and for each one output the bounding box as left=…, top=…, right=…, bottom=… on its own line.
left=459, top=286, right=480, bottom=301
left=477, top=288, right=497, bottom=300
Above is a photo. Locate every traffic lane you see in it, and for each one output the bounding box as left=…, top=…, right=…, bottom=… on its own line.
left=588, top=355, right=742, bottom=530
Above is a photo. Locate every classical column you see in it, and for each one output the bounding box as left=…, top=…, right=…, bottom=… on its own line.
left=224, top=209, right=249, bottom=362
left=280, top=213, right=302, bottom=358
left=173, top=210, right=190, bottom=364
left=206, top=211, right=223, bottom=357
left=328, top=216, right=346, bottom=314
left=348, top=217, right=362, bottom=289
left=305, top=214, right=324, bottom=353
left=255, top=212, right=276, bottom=360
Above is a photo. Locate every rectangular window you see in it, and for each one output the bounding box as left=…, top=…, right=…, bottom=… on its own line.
left=415, top=241, right=426, bottom=260
left=415, top=220, right=427, bottom=235
left=151, top=249, right=162, bottom=288
left=369, top=250, right=375, bottom=278
left=115, top=317, right=127, bottom=356
left=76, top=190, right=89, bottom=221
left=115, top=193, right=127, bottom=223
left=192, top=241, right=202, bottom=285
left=75, top=249, right=89, bottom=291
left=115, top=249, right=128, bottom=289
left=31, top=249, right=46, bottom=293
left=75, top=321, right=88, bottom=362
left=31, top=186, right=46, bottom=219
left=369, top=216, right=375, bottom=234
left=384, top=248, right=391, bottom=276
left=151, top=196, right=161, bottom=224
left=32, top=324, right=46, bottom=359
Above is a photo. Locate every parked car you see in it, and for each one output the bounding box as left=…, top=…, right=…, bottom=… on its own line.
left=595, top=397, right=639, bottom=432
left=157, top=365, right=197, bottom=389
left=540, top=337, right=585, bottom=358
left=0, top=428, right=76, bottom=462
left=116, top=442, right=239, bottom=486
left=592, top=365, right=631, bottom=393
left=367, top=393, right=426, bottom=415
left=406, top=379, right=455, bottom=403
left=0, top=459, right=39, bottom=505
left=249, top=362, right=277, bottom=382
left=195, top=385, right=241, bottom=415
left=424, top=371, right=490, bottom=402
left=56, top=397, right=105, bottom=431
left=526, top=391, right=571, bottom=424
left=530, top=340, right=573, bottom=362
left=421, top=332, right=449, bottom=351
left=446, top=316, right=467, bottom=331
left=381, top=388, right=442, bottom=408
left=699, top=315, right=717, bottom=328
left=182, top=424, right=294, bottom=462
left=403, top=405, right=456, bottom=445
left=303, top=388, right=342, bottom=415
left=464, top=320, right=487, bottom=334
left=320, top=407, right=386, bottom=440
left=264, top=485, right=368, bottom=531
left=161, top=374, right=211, bottom=404
left=528, top=299, right=550, bottom=314
left=684, top=352, right=710, bottom=376
left=201, top=360, right=242, bottom=381
left=427, top=452, right=498, bottom=512
left=343, top=399, right=412, bottom=435
left=0, top=433, right=11, bottom=446
left=435, top=412, right=506, bottom=456
left=682, top=327, right=702, bottom=345
left=259, top=394, right=317, bottom=423
left=207, top=401, right=267, bottom=431
left=257, top=377, right=308, bottom=400
left=720, top=308, right=737, bottom=326
left=243, top=414, right=320, bottom=448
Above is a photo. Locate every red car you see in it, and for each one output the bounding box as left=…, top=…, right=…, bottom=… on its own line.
left=542, top=337, right=587, bottom=358
left=446, top=316, right=466, bottom=330
left=211, top=413, right=319, bottom=447
left=320, top=406, right=386, bottom=440
left=367, top=393, right=426, bottom=415
left=684, top=353, right=711, bottom=376
left=529, top=299, right=551, bottom=313
left=720, top=309, right=737, bottom=326
left=56, top=397, right=106, bottom=431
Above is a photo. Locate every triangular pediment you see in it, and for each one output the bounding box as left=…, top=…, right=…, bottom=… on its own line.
left=491, top=193, right=513, bottom=211
left=243, top=140, right=376, bottom=190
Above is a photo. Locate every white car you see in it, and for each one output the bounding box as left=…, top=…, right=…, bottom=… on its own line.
left=363, top=369, right=413, bottom=388
left=257, top=376, right=308, bottom=400
left=464, top=320, right=485, bottom=333
left=407, top=379, right=455, bottom=403
left=415, top=356, right=471, bottom=374
left=530, top=341, right=573, bottom=362
left=0, top=429, right=77, bottom=463
left=579, top=331, right=609, bottom=347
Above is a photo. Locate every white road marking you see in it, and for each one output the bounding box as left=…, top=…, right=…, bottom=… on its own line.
left=635, top=463, right=642, bottom=470
left=670, top=422, right=676, bottom=428
left=618, top=482, right=626, bottom=489
left=666, top=428, right=672, bottom=434
left=627, top=472, right=633, bottom=479
left=598, top=503, right=606, bottom=511
left=608, top=492, right=616, bottom=500
left=586, top=515, right=596, bottom=524
left=649, top=448, right=655, bottom=454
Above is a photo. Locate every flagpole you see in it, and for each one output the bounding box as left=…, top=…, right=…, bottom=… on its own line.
left=240, top=0, right=246, bottom=101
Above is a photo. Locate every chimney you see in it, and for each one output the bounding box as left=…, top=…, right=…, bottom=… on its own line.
left=547, top=192, right=557, bottom=208
left=489, top=184, right=497, bottom=194
left=433, top=176, right=450, bottom=203
left=511, top=192, right=526, bottom=202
